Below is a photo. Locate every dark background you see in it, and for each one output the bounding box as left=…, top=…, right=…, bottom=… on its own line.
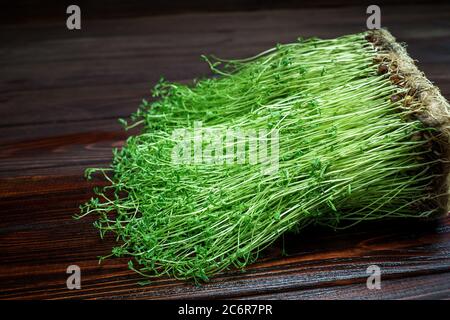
left=1, top=1, right=449, bottom=299
left=2, top=0, right=448, bottom=23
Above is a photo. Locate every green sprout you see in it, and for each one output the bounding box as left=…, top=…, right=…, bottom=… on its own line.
left=79, top=32, right=444, bottom=282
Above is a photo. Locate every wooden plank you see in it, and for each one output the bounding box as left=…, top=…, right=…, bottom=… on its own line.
left=0, top=7, right=449, bottom=178
left=1, top=6, right=449, bottom=126
left=4, top=1, right=445, bottom=25
left=243, top=273, right=450, bottom=299
left=0, top=176, right=449, bottom=299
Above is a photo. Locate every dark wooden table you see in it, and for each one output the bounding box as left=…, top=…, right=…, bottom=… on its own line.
left=1, top=3, right=450, bottom=299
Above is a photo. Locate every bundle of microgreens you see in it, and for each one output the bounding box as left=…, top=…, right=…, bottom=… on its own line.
left=79, top=29, right=450, bottom=282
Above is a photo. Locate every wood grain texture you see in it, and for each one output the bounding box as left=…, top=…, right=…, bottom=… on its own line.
left=0, top=4, right=450, bottom=299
